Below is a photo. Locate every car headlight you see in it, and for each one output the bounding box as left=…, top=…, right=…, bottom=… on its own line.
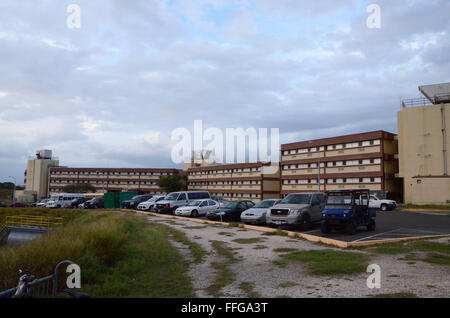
left=289, top=209, right=300, bottom=215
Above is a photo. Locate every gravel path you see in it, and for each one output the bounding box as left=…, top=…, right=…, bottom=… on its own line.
left=149, top=215, right=450, bottom=298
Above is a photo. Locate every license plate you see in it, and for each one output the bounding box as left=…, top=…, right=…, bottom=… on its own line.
left=274, top=221, right=284, bottom=225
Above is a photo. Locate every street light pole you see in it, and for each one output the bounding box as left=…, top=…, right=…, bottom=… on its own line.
left=309, top=142, right=320, bottom=192
left=8, top=176, right=16, bottom=202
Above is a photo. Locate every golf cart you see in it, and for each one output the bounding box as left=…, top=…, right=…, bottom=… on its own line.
left=320, top=189, right=376, bottom=235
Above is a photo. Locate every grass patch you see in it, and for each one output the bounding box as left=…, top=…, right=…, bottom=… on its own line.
left=280, top=250, right=370, bottom=275
left=422, top=253, right=450, bottom=265
left=253, top=245, right=267, bottom=250
left=218, top=232, right=235, bottom=237
left=182, top=226, right=209, bottom=230
left=370, top=292, right=418, bottom=298
left=233, top=238, right=264, bottom=244
left=411, top=241, right=450, bottom=254
left=239, top=282, right=261, bottom=298
left=370, top=243, right=413, bottom=255
left=0, top=211, right=195, bottom=297
left=263, top=230, right=289, bottom=237
left=207, top=241, right=239, bottom=297
left=166, top=227, right=206, bottom=264
left=274, top=248, right=299, bottom=253
left=272, top=260, right=288, bottom=268
left=228, top=223, right=245, bottom=228
left=279, top=282, right=298, bottom=288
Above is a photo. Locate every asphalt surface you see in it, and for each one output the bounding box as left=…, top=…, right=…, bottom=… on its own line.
left=190, top=209, right=450, bottom=243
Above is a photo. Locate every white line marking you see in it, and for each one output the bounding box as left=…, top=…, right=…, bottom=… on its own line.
left=351, top=228, right=402, bottom=242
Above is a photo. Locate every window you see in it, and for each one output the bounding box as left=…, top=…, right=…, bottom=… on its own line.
left=178, top=193, right=187, bottom=200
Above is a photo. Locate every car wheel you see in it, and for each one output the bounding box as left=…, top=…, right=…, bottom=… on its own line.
left=298, top=214, right=311, bottom=231
left=345, top=221, right=357, bottom=235
left=320, top=221, right=331, bottom=234
left=367, top=219, right=376, bottom=231
left=380, top=204, right=388, bottom=211
left=191, top=210, right=199, bottom=218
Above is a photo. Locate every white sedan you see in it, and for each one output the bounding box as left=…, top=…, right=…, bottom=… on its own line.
left=175, top=199, right=219, bottom=217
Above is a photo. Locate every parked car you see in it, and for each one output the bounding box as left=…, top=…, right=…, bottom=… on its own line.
left=121, top=195, right=152, bottom=209
left=9, top=202, right=31, bottom=208
left=175, top=199, right=219, bottom=217
left=84, top=197, right=104, bottom=209
left=137, top=195, right=166, bottom=212
left=240, top=199, right=281, bottom=225
left=266, top=192, right=326, bottom=230
left=321, top=189, right=376, bottom=235
left=46, top=194, right=86, bottom=208
left=156, top=191, right=211, bottom=214
left=0, top=201, right=6, bottom=208
left=35, top=199, right=50, bottom=207
left=206, top=200, right=255, bottom=222
left=71, top=197, right=91, bottom=208
left=211, top=195, right=231, bottom=207
left=363, top=194, right=397, bottom=211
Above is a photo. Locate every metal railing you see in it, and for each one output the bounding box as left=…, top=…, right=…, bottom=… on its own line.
left=402, top=93, right=450, bottom=107
left=0, top=215, right=64, bottom=232
left=0, top=260, right=89, bottom=298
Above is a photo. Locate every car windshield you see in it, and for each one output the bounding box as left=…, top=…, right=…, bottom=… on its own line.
left=50, top=196, right=60, bottom=201
left=327, top=195, right=352, bottom=205
left=253, top=200, right=277, bottom=208
left=164, top=193, right=179, bottom=200
left=187, top=200, right=202, bottom=206
left=281, top=194, right=311, bottom=205
left=223, top=202, right=238, bottom=209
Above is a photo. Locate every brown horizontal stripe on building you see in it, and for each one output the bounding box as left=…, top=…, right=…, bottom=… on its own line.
left=281, top=171, right=383, bottom=179
left=188, top=162, right=274, bottom=172
left=50, top=167, right=181, bottom=173
left=281, top=153, right=388, bottom=165
left=187, top=176, right=263, bottom=182
left=281, top=130, right=396, bottom=151
left=412, top=175, right=450, bottom=178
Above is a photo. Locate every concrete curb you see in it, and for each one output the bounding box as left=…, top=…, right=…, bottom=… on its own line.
left=129, top=209, right=450, bottom=249
left=401, top=208, right=450, bottom=213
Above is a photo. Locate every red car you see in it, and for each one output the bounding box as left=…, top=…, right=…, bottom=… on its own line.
left=9, top=202, right=31, bottom=208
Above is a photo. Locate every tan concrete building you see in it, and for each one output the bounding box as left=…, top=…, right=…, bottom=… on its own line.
left=398, top=83, right=450, bottom=204
left=187, top=162, right=281, bottom=202
left=281, top=131, right=400, bottom=199
left=48, top=167, right=182, bottom=196
left=23, top=150, right=59, bottom=200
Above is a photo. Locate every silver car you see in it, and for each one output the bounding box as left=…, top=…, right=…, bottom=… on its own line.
left=266, top=192, right=326, bottom=230
left=240, top=199, right=281, bottom=225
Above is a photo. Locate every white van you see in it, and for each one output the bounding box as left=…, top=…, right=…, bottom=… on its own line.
left=46, top=193, right=86, bottom=208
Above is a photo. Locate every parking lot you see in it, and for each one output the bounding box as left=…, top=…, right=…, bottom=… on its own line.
left=182, top=209, right=450, bottom=245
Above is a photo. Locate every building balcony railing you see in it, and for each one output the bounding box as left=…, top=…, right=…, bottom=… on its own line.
left=401, top=93, right=450, bottom=107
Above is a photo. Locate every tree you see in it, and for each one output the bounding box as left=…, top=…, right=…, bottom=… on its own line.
left=156, top=174, right=186, bottom=193
left=62, top=183, right=97, bottom=193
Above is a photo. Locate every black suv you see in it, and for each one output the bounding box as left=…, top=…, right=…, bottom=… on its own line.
left=71, top=197, right=90, bottom=208
left=84, top=197, right=104, bottom=209
left=206, top=200, right=255, bottom=222
left=121, top=195, right=152, bottom=209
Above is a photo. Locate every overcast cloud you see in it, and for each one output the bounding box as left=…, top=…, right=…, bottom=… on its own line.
left=0, top=0, right=449, bottom=184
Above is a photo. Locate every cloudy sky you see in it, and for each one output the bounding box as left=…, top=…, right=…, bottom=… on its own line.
left=1, top=0, right=449, bottom=184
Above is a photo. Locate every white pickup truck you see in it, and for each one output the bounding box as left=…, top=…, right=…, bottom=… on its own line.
left=362, top=195, right=397, bottom=211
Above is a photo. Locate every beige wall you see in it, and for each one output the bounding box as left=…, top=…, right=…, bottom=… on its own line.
left=398, top=103, right=450, bottom=203
left=25, top=158, right=59, bottom=199
left=405, top=177, right=450, bottom=204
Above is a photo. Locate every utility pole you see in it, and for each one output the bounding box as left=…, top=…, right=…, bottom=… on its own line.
left=308, top=141, right=321, bottom=192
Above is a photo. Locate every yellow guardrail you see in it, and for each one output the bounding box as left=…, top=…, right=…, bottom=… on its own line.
left=0, top=215, right=64, bottom=233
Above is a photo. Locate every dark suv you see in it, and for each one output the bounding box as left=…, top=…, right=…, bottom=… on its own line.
left=71, top=197, right=90, bottom=208
left=206, top=200, right=255, bottom=222
left=84, top=197, right=104, bottom=209
left=121, top=195, right=152, bottom=209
